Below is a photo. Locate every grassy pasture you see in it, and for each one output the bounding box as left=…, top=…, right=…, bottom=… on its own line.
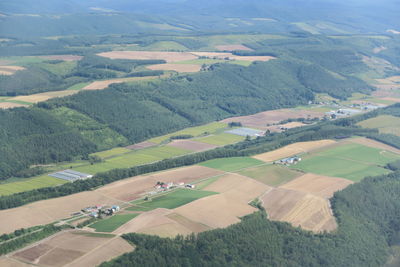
left=237, top=164, right=303, bottom=186
left=91, top=147, right=132, bottom=159
left=0, top=176, right=67, bottom=196
left=358, top=115, right=400, bottom=136
left=291, top=143, right=400, bottom=181
left=127, top=189, right=217, bottom=211
left=67, top=82, right=90, bottom=90
left=89, top=213, right=139, bottom=232
left=148, top=122, right=227, bottom=144
left=74, top=146, right=190, bottom=174
left=194, top=133, right=245, bottom=146
left=199, top=157, right=264, bottom=172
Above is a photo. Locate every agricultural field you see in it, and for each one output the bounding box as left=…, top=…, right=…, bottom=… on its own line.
left=194, top=132, right=245, bottom=146
left=128, top=189, right=217, bottom=211
left=237, top=164, right=303, bottom=186
left=148, top=122, right=228, bottom=144
left=89, top=213, right=139, bottom=232
left=167, top=139, right=218, bottom=152
left=147, top=63, right=201, bottom=73
left=73, top=145, right=190, bottom=174
left=199, top=157, right=264, bottom=172
left=82, top=76, right=161, bottom=90
left=291, top=142, right=400, bottom=181
left=253, top=140, right=337, bottom=162
left=358, top=115, right=400, bottom=136
left=91, top=147, right=131, bottom=159
left=215, top=44, right=253, bottom=51
left=10, top=231, right=132, bottom=267
left=0, top=176, right=67, bottom=196
left=98, top=51, right=198, bottom=62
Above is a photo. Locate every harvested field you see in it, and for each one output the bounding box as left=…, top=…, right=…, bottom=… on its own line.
left=0, top=190, right=125, bottom=234
left=0, top=102, right=28, bottom=109
left=215, top=44, right=253, bottom=51
left=98, top=51, right=197, bottom=62
left=253, top=140, right=336, bottom=162
left=12, top=90, right=78, bottom=103
left=0, top=65, right=25, bottom=75
left=126, top=141, right=157, bottom=150
left=199, top=157, right=264, bottom=172
left=82, top=76, right=159, bottom=90
left=237, top=164, right=303, bottom=186
left=97, top=166, right=223, bottom=202
left=0, top=257, right=33, bottom=266
left=261, top=188, right=337, bottom=232
left=11, top=231, right=132, bottom=267
left=38, top=55, right=83, bottom=61
left=167, top=139, right=219, bottom=152
left=348, top=137, right=400, bottom=154
left=221, top=108, right=324, bottom=130
left=279, top=122, right=306, bottom=129
left=280, top=173, right=353, bottom=198
left=147, top=63, right=201, bottom=72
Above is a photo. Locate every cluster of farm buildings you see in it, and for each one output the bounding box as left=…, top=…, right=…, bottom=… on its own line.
left=274, top=156, right=302, bottom=165
left=80, top=204, right=120, bottom=218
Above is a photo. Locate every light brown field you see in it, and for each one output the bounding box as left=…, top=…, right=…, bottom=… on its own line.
left=126, top=141, right=157, bottom=150
left=215, top=44, right=253, bottom=51
left=261, top=188, right=337, bottom=232
left=252, top=140, right=337, bottom=162
left=190, top=51, right=275, bottom=62
left=221, top=108, right=324, bottom=130
left=0, top=257, right=32, bottom=267
left=348, top=137, right=400, bottom=154
left=98, top=51, right=197, bottom=62
left=38, top=55, right=83, bottom=61
left=97, top=165, right=223, bottom=202
left=12, top=90, right=78, bottom=103
left=167, top=139, right=219, bottom=152
left=11, top=231, right=132, bottom=267
left=0, top=65, right=25, bottom=75
left=0, top=102, right=29, bottom=109
left=147, top=63, right=201, bottom=73
left=82, top=76, right=159, bottom=90
left=280, top=173, right=353, bottom=199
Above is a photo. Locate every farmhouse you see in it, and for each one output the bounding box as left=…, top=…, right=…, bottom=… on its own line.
left=49, top=169, right=93, bottom=182
left=275, top=156, right=302, bottom=165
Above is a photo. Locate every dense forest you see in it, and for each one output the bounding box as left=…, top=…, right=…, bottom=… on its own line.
left=101, top=170, right=400, bottom=267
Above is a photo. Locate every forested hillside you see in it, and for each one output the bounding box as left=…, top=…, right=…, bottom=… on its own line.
left=101, top=171, right=400, bottom=267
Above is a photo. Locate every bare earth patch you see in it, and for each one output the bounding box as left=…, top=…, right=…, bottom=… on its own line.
left=252, top=140, right=337, bottom=162
left=261, top=188, right=337, bottom=232
left=82, top=76, right=159, bottom=90
left=0, top=65, right=25, bottom=75
left=167, top=139, right=219, bottom=152
left=38, top=55, right=83, bottom=61
left=0, top=102, right=29, bottom=109
left=98, top=51, right=198, bottom=62
left=221, top=108, right=324, bottom=130
left=126, top=141, right=157, bottom=150
left=147, top=63, right=201, bottom=73
left=12, top=90, right=78, bottom=103
left=280, top=173, right=353, bottom=199
left=215, top=44, right=253, bottom=51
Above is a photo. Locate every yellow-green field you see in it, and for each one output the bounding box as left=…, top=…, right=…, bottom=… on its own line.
left=358, top=115, right=400, bottom=136
left=148, top=122, right=228, bottom=144
left=194, top=133, right=245, bottom=146
left=0, top=176, right=67, bottom=196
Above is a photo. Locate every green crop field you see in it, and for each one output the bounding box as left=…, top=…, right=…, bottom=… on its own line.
left=74, top=146, right=190, bottom=174
left=91, top=147, right=132, bottom=159
left=291, top=143, right=400, bottom=181
left=358, top=115, right=400, bottom=136
left=237, top=164, right=303, bottom=186
left=199, top=157, right=264, bottom=172
left=89, top=213, right=139, bottom=232
left=0, top=176, right=67, bottom=196
left=148, top=122, right=227, bottom=144
left=195, top=133, right=245, bottom=146
left=194, top=176, right=222, bottom=190
left=127, top=189, right=217, bottom=211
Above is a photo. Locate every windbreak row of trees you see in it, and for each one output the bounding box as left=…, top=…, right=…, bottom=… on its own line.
left=101, top=170, right=400, bottom=267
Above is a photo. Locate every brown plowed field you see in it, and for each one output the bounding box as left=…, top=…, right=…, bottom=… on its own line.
left=215, top=44, right=253, bottom=51
left=349, top=137, right=400, bottom=154
left=0, top=65, right=25, bottom=75
left=12, top=231, right=132, bottom=267
left=148, top=165, right=224, bottom=184
left=221, top=108, right=324, bottom=130
left=0, top=102, right=29, bottom=109
left=252, top=140, right=337, bottom=162
left=167, top=139, right=219, bottom=151
left=147, top=63, right=201, bottom=73
left=126, top=141, right=157, bottom=150
left=98, top=51, right=197, bottom=62
left=261, top=188, right=337, bottom=232
left=280, top=173, right=353, bottom=198
left=12, top=90, right=78, bottom=103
